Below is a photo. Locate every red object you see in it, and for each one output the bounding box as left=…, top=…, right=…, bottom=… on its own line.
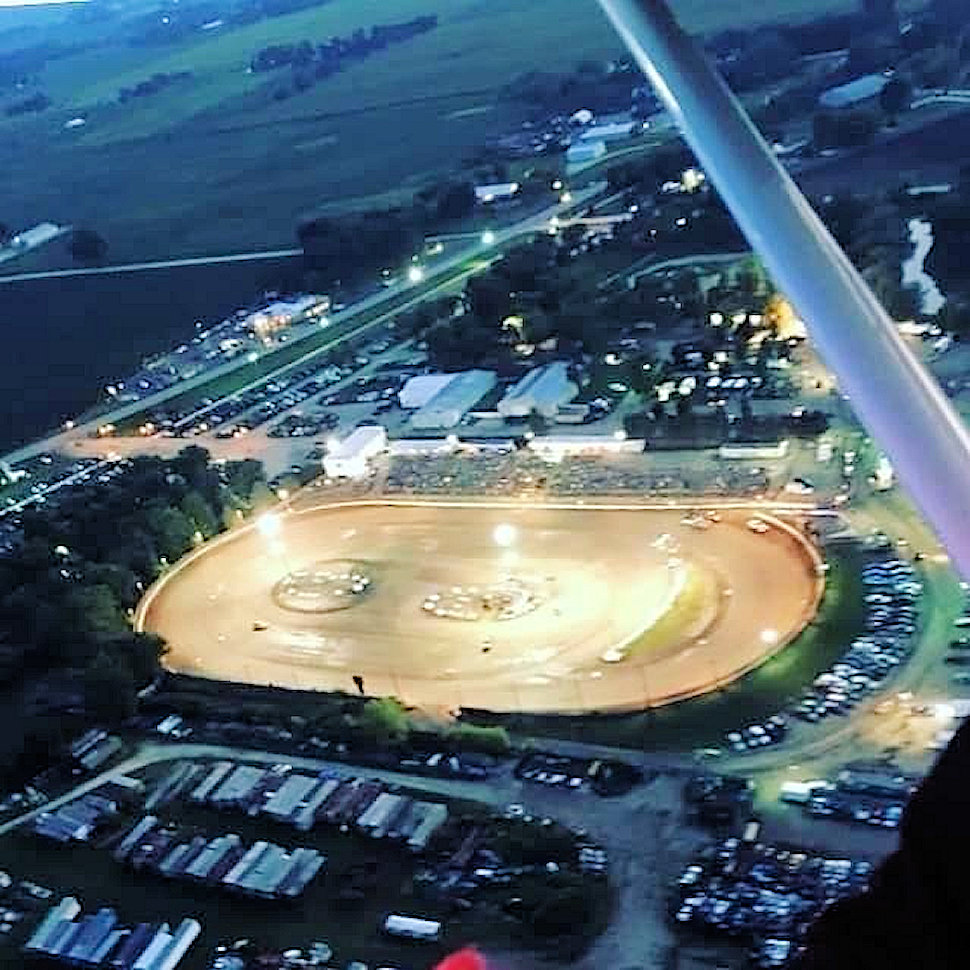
left=434, top=947, right=487, bottom=970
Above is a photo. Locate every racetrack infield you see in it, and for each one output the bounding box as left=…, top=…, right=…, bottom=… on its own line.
left=137, top=501, right=823, bottom=714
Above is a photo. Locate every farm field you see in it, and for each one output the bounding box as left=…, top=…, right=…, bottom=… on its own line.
left=0, top=0, right=868, bottom=263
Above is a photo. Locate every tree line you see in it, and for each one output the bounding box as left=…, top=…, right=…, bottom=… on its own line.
left=252, top=15, right=438, bottom=100
left=0, top=448, right=268, bottom=783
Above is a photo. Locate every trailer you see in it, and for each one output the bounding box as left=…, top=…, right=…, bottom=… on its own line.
left=382, top=914, right=442, bottom=942
left=114, top=816, right=159, bottom=862
left=263, top=774, right=318, bottom=821
left=210, top=766, right=266, bottom=806
left=357, top=792, right=401, bottom=834
left=223, top=841, right=270, bottom=887
left=189, top=761, right=234, bottom=804
left=294, top=778, right=341, bottom=831
left=407, top=803, right=448, bottom=852
left=277, top=849, right=325, bottom=898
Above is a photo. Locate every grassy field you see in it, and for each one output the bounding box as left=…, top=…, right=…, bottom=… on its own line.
left=0, top=0, right=868, bottom=263
left=623, top=564, right=719, bottom=659
left=493, top=543, right=869, bottom=751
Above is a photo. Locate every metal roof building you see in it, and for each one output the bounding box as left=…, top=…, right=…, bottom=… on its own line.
left=579, top=120, right=636, bottom=141
left=209, top=764, right=266, bottom=806
left=567, top=140, right=608, bottom=167
left=263, top=774, right=318, bottom=821
left=497, top=362, right=578, bottom=419
left=411, top=370, right=496, bottom=430
left=294, top=777, right=341, bottom=831
left=819, top=73, right=890, bottom=109
left=399, top=373, right=457, bottom=409
left=323, top=425, right=387, bottom=479
left=474, top=182, right=520, bottom=204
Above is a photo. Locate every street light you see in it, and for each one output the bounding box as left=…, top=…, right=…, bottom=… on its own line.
left=493, top=523, right=517, bottom=548
left=481, top=230, right=496, bottom=246
left=407, top=265, right=425, bottom=284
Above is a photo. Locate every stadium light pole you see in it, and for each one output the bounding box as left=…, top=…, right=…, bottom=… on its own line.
left=596, top=0, right=970, bottom=578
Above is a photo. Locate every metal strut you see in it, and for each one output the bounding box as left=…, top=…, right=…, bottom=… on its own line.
left=598, top=0, right=970, bottom=577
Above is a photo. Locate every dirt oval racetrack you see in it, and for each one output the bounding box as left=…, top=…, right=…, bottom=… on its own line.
left=137, top=500, right=823, bottom=714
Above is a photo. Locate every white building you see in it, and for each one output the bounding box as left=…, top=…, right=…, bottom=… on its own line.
left=528, top=435, right=642, bottom=460
left=389, top=439, right=460, bottom=457
left=474, top=182, right=520, bottom=204
left=566, top=140, right=607, bottom=168
left=398, top=374, right=457, bottom=410
left=498, top=362, right=578, bottom=420
left=246, top=295, right=329, bottom=340
left=579, top=120, right=636, bottom=142
left=819, top=73, right=890, bottom=110
left=411, top=370, right=496, bottom=430
left=383, top=914, right=442, bottom=942
left=323, top=426, right=387, bottom=479
left=9, top=222, right=64, bottom=250
left=718, top=440, right=789, bottom=460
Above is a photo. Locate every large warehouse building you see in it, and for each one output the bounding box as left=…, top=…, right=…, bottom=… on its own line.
left=567, top=140, right=607, bottom=168
left=497, top=362, right=578, bottom=420
left=398, top=374, right=457, bottom=410
left=323, top=426, right=387, bottom=479
left=818, top=73, right=890, bottom=110
left=411, top=370, right=496, bottom=430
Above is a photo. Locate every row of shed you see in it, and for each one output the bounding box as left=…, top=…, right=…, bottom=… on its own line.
left=116, top=817, right=323, bottom=900
left=33, top=793, right=119, bottom=844
left=24, top=896, right=199, bottom=969
left=157, top=761, right=450, bottom=851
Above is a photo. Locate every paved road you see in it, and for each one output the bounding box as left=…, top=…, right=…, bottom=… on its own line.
left=0, top=248, right=303, bottom=284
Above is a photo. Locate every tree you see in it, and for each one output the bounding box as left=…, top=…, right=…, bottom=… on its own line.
left=938, top=301, right=970, bottom=335
left=0, top=222, right=9, bottom=246
left=727, top=30, right=798, bottom=91
left=357, top=697, right=410, bottom=745
left=225, top=459, right=264, bottom=504
left=435, top=181, right=476, bottom=221
left=181, top=491, right=218, bottom=539
left=69, top=228, right=108, bottom=263
left=64, top=585, right=125, bottom=636
left=879, top=76, right=912, bottom=123
left=531, top=889, right=594, bottom=938
left=448, top=723, right=511, bottom=755
left=114, top=631, right=166, bottom=686
left=144, top=504, right=194, bottom=562
left=83, top=651, right=136, bottom=721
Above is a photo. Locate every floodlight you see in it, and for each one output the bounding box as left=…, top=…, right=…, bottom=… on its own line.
left=493, top=523, right=517, bottom=548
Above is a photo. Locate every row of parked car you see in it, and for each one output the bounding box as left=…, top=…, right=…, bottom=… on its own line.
left=717, top=553, right=921, bottom=756
left=210, top=364, right=349, bottom=440
left=792, top=556, right=920, bottom=724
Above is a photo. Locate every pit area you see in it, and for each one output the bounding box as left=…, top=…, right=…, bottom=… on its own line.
left=137, top=501, right=823, bottom=714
